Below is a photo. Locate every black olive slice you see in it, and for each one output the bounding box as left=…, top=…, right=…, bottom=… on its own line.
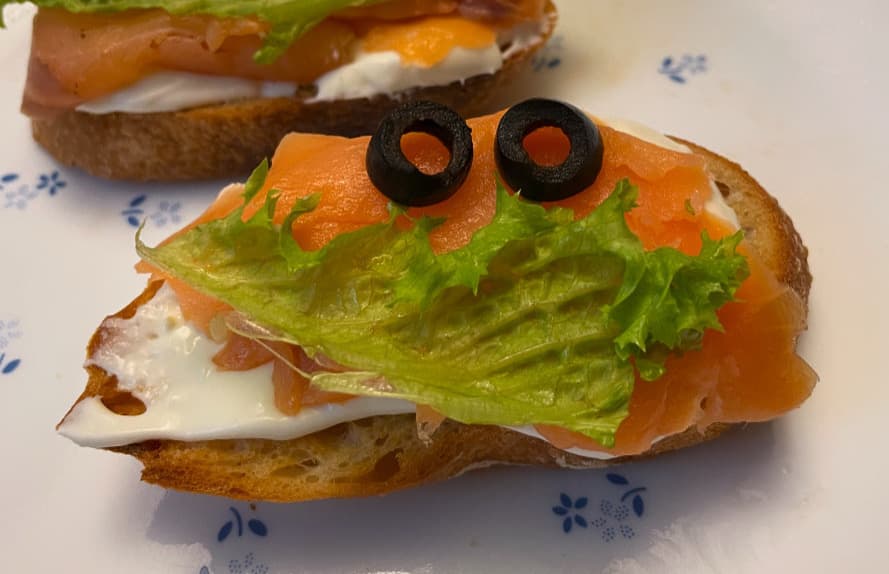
left=494, top=98, right=604, bottom=202
left=366, top=101, right=473, bottom=207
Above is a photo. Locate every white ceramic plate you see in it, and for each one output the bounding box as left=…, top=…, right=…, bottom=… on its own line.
left=1, top=1, right=886, bottom=572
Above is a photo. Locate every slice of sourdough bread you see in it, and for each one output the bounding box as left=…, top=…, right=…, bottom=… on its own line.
left=29, top=4, right=556, bottom=182
left=62, top=142, right=811, bottom=502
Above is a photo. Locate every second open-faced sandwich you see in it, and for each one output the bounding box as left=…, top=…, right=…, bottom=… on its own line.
left=8, top=0, right=556, bottom=181
left=58, top=99, right=817, bottom=502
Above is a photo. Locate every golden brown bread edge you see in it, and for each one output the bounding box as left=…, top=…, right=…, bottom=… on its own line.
left=66, top=141, right=812, bottom=502
left=29, top=5, right=556, bottom=182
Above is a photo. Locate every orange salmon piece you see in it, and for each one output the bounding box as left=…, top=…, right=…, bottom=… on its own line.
left=244, top=114, right=713, bottom=254
left=361, top=17, right=497, bottom=66
left=272, top=345, right=305, bottom=416
left=31, top=9, right=355, bottom=103
left=536, top=231, right=817, bottom=456
left=135, top=184, right=246, bottom=331
left=138, top=112, right=813, bottom=438
left=272, top=345, right=354, bottom=414
left=293, top=346, right=355, bottom=407
left=215, top=336, right=354, bottom=415
left=213, top=333, right=280, bottom=371
left=416, top=404, right=447, bottom=435
left=164, top=277, right=231, bottom=335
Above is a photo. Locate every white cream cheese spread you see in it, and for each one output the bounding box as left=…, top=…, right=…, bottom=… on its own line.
left=59, top=284, right=416, bottom=448
left=601, top=117, right=690, bottom=154
left=705, top=181, right=741, bottom=228
left=76, top=72, right=298, bottom=115
left=311, top=44, right=502, bottom=102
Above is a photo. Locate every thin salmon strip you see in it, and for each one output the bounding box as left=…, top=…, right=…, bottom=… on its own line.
left=244, top=113, right=712, bottom=254
left=30, top=9, right=354, bottom=103
left=271, top=344, right=354, bottom=414
left=213, top=333, right=281, bottom=371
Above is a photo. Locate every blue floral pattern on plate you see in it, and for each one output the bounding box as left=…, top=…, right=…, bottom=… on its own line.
left=552, top=473, right=647, bottom=540
left=659, top=54, right=708, bottom=83
left=35, top=170, right=67, bottom=196
left=122, top=194, right=184, bottom=228
left=227, top=552, right=268, bottom=574
left=532, top=34, right=564, bottom=71
left=0, top=318, right=22, bottom=375
left=1, top=170, right=66, bottom=210
left=217, top=507, right=268, bottom=543
left=201, top=506, right=269, bottom=573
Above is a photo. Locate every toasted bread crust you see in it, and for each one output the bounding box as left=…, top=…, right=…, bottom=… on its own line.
left=114, top=418, right=733, bottom=502
left=66, top=142, right=812, bottom=502
left=676, top=139, right=812, bottom=305
left=29, top=6, right=555, bottom=182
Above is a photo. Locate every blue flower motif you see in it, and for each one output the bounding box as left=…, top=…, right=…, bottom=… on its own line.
left=589, top=473, right=646, bottom=542
left=552, top=493, right=589, bottom=533
left=591, top=517, right=606, bottom=528
left=149, top=200, right=183, bottom=227
left=0, top=319, right=23, bottom=351
left=2, top=170, right=68, bottom=209
left=601, top=521, right=634, bottom=542
left=228, top=552, right=268, bottom=574
left=659, top=54, right=708, bottom=84
left=122, top=195, right=184, bottom=228
left=2, top=183, right=38, bottom=210
left=599, top=496, right=631, bottom=522
left=607, top=473, right=647, bottom=517
left=687, top=54, right=708, bottom=73
left=0, top=354, right=21, bottom=375
left=36, top=170, right=67, bottom=196
left=122, top=195, right=148, bottom=227
left=217, top=507, right=268, bottom=543
left=551, top=473, right=648, bottom=540
left=613, top=503, right=630, bottom=521
left=606, top=473, right=629, bottom=485
left=593, top=499, right=636, bottom=541
left=0, top=320, right=23, bottom=375
left=532, top=35, right=564, bottom=72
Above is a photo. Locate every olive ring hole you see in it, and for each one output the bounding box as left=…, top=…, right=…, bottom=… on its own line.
left=400, top=123, right=455, bottom=176
left=521, top=126, right=572, bottom=168
left=495, top=98, right=604, bottom=202
left=367, top=101, right=473, bottom=207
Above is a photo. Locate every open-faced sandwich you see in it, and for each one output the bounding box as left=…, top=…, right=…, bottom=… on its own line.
left=5, top=0, right=556, bottom=181
left=58, top=99, right=817, bottom=502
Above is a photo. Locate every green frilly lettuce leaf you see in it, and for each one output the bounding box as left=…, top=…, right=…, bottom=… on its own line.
left=0, top=0, right=387, bottom=63
left=137, top=167, right=748, bottom=447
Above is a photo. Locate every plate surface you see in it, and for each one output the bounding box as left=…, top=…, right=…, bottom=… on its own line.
left=1, top=1, right=887, bottom=572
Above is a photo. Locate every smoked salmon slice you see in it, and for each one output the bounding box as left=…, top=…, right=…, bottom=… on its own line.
left=141, top=111, right=815, bottom=451
left=25, top=0, right=547, bottom=111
